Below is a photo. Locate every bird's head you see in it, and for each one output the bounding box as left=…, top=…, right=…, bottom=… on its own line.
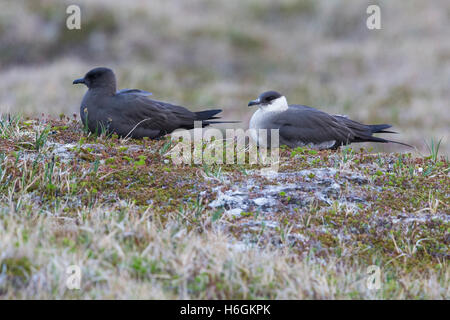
left=73, top=67, right=117, bottom=93
left=248, top=91, right=288, bottom=111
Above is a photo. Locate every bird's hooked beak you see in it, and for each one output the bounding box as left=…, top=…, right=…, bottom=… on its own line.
left=73, top=78, right=85, bottom=85
left=248, top=98, right=260, bottom=107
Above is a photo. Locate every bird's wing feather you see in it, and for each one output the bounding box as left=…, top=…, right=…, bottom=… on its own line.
left=273, top=105, right=355, bottom=144
left=116, top=89, right=152, bottom=96
left=109, top=94, right=197, bottom=138
left=333, top=115, right=379, bottom=137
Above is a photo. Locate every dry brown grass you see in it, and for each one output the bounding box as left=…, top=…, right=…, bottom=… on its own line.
left=1, top=203, right=448, bottom=299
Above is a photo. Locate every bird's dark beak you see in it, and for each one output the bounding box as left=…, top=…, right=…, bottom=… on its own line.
left=73, top=78, right=85, bottom=85
left=248, top=98, right=260, bottom=107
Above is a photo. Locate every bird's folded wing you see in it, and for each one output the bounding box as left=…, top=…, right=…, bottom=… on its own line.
left=274, top=106, right=355, bottom=144
left=115, top=95, right=196, bottom=134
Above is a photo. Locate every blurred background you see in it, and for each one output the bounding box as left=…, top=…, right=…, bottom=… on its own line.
left=0, top=0, right=449, bottom=154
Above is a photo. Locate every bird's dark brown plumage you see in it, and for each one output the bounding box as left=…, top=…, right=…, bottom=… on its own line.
left=73, top=67, right=230, bottom=139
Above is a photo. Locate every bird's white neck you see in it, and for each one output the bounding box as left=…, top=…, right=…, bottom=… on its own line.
left=261, top=96, right=289, bottom=112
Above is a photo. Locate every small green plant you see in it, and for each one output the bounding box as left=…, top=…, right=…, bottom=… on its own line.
left=211, top=208, right=224, bottom=222
left=34, top=125, right=51, bottom=152
left=202, top=164, right=226, bottom=181
left=82, top=108, right=90, bottom=135
left=134, top=155, right=147, bottom=167
left=192, top=195, right=205, bottom=219
left=159, top=138, right=173, bottom=155
left=43, top=157, right=56, bottom=192
left=99, top=122, right=110, bottom=137
left=0, top=256, right=33, bottom=284
left=341, top=147, right=354, bottom=164
left=91, top=158, right=100, bottom=175
left=0, top=114, right=21, bottom=139
left=290, top=146, right=306, bottom=157
left=425, top=138, right=443, bottom=162
left=237, top=164, right=248, bottom=175
left=376, top=154, right=385, bottom=167
left=240, top=211, right=253, bottom=217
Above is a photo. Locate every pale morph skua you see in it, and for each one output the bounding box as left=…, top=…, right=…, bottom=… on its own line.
left=248, top=91, right=411, bottom=149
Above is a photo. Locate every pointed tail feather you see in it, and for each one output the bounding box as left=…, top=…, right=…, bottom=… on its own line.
left=195, top=109, right=222, bottom=120
left=195, top=109, right=241, bottom=126
left=354, top=134, right=413, bottom=148
left=377, top=130, right=397, bottom=134
left=369, top=124, right=397, bottom=134
left=202, top=120, right=241, bottom=125
left=367, top=124, right=412, bottom=147
left=386, top=139, right=413, bottom=148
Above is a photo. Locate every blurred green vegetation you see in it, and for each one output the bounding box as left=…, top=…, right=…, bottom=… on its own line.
left=0, top=0, right=448, bottom=154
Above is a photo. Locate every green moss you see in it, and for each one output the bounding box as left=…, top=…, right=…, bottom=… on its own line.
left=1, top=257, right=33, bottom=283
